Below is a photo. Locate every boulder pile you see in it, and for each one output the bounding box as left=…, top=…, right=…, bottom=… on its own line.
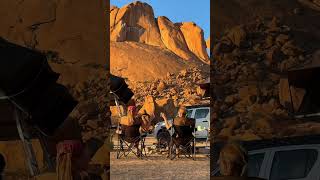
left=212, top=17, right=320, bottom=141
left=67, top=74, right=111, bottom=142
left=110, top=68, right=210, bottom=124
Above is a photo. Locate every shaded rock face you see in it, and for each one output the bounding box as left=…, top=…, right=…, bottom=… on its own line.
left=212, top=19, right=320, bottom=141
left=68, top=75, right=111, bottom=142
left=178, top=22, right=210, bottom=63
left=212, top=0, right=320, bottom=42
left=0, top=0, right=107, bottom=85
left=110, top=1, right=210, bottom=64
left=110, top=1, right=164, bottom=47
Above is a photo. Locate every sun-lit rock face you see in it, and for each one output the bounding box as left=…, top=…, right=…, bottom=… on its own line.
left=178, top=22, right=210, bottom=63
left=110, top=1, right=210, bottom=65
left=110, top=1, right=164, bottom=47
left=157, top=16, right=197, bottom=61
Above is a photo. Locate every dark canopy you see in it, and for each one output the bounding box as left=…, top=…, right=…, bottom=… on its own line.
left=110, top=74, right=134, bottom=104
left=287, top=64, right=320, bottom=115
left=0, top=37, right=59, bottom=95
left=0, top=38, right=77, bottom=138
left=288, top=66, right=320, bottom=88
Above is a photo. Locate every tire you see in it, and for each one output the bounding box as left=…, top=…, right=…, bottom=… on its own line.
left=157, top=130, right=170, bottom=148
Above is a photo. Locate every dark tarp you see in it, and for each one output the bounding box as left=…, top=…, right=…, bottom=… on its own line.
left=286, top=50, right=320, bottom=115
left=0, top=38, right=77, bottom=138
left=287, top=65, right=320, bottom=115
left=288, top=66, right=320, bottom=88
left=110, top=74, right=133, bottom=105
left=0, top=37, right=59, bottom=95
left=0, top=100, right=20, bottom=140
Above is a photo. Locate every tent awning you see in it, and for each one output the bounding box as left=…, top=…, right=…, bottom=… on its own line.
left=288, top=66, right=320, bottom=88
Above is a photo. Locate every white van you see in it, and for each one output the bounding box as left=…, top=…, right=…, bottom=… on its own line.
left=212, top=139, right=320, bottom=180
left=153, top=105, right=210, bottom=140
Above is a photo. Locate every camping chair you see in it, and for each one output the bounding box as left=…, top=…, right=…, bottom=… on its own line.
left=167, top=119, right=196, bottom=160
left=116, top=124, right=147, bottom=159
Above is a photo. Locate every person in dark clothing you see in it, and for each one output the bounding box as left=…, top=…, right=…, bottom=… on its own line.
left=218, top=142, right=248, bottom=177
left=160, top=106, right=195, bottom=146
left=120, top=105, right=143, bottom=153
left=213, top=142, right=266, bottom=180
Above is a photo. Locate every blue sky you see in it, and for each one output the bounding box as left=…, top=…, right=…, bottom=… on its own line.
left=110, top=0, right=210, bottom=40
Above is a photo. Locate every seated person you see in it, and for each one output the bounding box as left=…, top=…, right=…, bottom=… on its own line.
left=218, top=142, right=248, bottom=177
left=119, top=106, right=143, bottom=151
left=160, top=106, right=195, bottom=146
left=215, top=142, right=265, bottom=180
left=139, top=110, right=155, bottom=134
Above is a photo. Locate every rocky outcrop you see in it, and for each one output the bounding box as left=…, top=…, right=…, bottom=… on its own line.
left=157, top=16, right=196, bottom=61
left=110, top=1, right=164, bottom=47
left=178, top=22, right=210, bottom=63
left=110, top=1, right=210, bottom=64
left=206, top=38, right=210, bottom=49
left=110, top=41, right=206, bottom=82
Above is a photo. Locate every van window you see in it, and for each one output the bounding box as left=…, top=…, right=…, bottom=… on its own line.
left=194, top=109, right=209, bottom=119
left=248, top=153, right=265, bottom=177
left=270, top=149, right=318, bottom=180
left=186, top=110, right=193, bottom=118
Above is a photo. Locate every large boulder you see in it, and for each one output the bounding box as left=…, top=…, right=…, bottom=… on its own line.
left=110, top=1, right=164, bottom=47
left=138, top=96, right=177, bottom=123
left=138, top=95, right=156, bottom=118
left=157, top=16, right=196, bottom=61
left=178, top=22, right=210, bottom=63
left=225, top=25, right=247, bottom=47
left=312, top=0, right=320, bottom=7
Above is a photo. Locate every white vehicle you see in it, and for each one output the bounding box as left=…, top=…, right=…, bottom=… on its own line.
left=153, top=105, right=210, bottom=140
left=212, top=136, right=320, bottom=180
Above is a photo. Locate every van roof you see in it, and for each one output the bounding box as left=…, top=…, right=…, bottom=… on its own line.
left=212, top=134, right=320, bottom=155
left=186, top=104, right=210, bottom=109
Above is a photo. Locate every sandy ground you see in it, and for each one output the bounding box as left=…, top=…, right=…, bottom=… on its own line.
left=110, top=135, right=210, bottom=180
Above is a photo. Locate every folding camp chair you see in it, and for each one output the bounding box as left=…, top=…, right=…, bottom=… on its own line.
left=116, top=125, right=147, bottom=159
left=167, top=119, right=196, bottom=160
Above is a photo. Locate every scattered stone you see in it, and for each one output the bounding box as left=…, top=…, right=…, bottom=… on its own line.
left=157, top=81, right=166, bottom=91
left=212, top=18, right=318, bottom=140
